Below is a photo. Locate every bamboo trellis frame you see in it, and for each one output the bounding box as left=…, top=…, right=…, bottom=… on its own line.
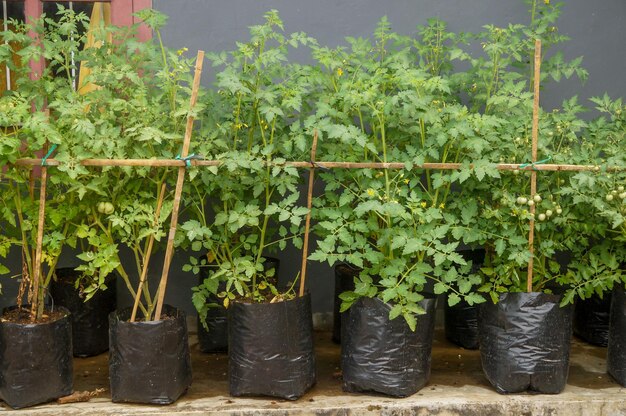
left=16, top=41, right=626, bottom=320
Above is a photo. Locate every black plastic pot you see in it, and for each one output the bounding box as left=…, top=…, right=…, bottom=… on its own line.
left=197, top=257, right=279, bottom=353
left=479, top=292, right=573, bottom=394
left=573, top=293, right=611, bottom=347
left=51, top=267, right=117, bottom=357
left=341, top=296, right=437, bottom=397
left=109, top=305, right=192, bottom=404
left=607, top=284, right=626, bottom=386
left=332, top=264, right=358, bottom=344
left=444, top=299, right=479, bottom=350
left=0, top=306, right=73, bottom=409
left=444, top=248, right=485, bottom=350
left=228, top=293, right=316, bottom=400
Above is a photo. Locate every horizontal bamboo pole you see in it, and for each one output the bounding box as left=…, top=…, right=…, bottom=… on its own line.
left=12, top=158, right=626, bottom=172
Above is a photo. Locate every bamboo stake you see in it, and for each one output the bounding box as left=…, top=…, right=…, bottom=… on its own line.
left=13, top=158, right=625, bottom=172
left=299, top=131, right=318, bottom=298
left=130, top=182, right=167, bottom=322
left=527, top=39, right=542, bottom=293
left=30, top=154, right=48, bottom=321
left=152, top=50, right=204, bottom=321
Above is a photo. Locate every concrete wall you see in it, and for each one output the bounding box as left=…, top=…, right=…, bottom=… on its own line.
left=149, top=0, right=626, bottom=315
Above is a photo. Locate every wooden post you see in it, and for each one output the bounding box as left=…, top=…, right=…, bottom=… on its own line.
left=527, top=39, right=542, bottom=293
left=130, top=182, right=167, bottom=322
left=298, top=131, right=318, bottom=298
left=152, top=50, right=204, bottom=320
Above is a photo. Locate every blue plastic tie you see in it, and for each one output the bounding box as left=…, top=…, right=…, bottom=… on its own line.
left=519, top=155, right=552, bottom=171
left=41, top=144, right=58, bottom=166
left=175, top=153, right=202, bottom=168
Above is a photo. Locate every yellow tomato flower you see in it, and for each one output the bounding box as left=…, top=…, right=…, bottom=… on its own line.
left=439, top=203, right=445, bottom=209
left=420, top=201, right=427, bottom=208
left=336, top=68, right=344, bottom=77
left=366, top=188, right=376, bottom=197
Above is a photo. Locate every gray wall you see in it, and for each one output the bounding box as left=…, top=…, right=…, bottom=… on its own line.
left=151, top=0, right=626, bottom=315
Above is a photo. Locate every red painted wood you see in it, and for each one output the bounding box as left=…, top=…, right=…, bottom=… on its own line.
left=24, top=0, right=44, bottom=80
left=110, top=0, right=132, bottom=27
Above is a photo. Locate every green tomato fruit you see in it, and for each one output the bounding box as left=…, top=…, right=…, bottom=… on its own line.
left=104, top=202, right=114, bottom=215
left=97, top=202, right=106, bottom=214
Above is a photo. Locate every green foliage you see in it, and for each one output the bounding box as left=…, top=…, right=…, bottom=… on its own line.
left=309, top=17, right=491, bottom=330
left=0, top=7, right=193, bottom=320
left=183, top=11, right=315, bottom=316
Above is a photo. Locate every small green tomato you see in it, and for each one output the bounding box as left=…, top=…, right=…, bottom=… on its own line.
left=527, top=200, right=535, bottom=207
left=97, top=202, right=106, bottom=214
left=533, top=194, right=542, bottom=203
left=556, top=207, right=563, bottom=215
left=103, top=202, right=114, bottom=215
left=606, top=194, right=614, bottom=202
left=517, top=197, right=528, bottom=205
left=618, top=186, right=625, bottom=192
left=546, top=210, right=553, bottom=217
left=538, top=213, right=546, bottom=221
left=619, top=192, right=626, bottom=200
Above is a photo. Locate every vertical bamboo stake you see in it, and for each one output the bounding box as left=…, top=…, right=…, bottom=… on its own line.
left=152, top=50, right=204, bottom=320
left=299, top=131, right=318, bottom=298
left=30, top=151, right=48, bottom=321
left=130, top=182, right=167, bottom=322
left=526, top=39, right=542, bottom=293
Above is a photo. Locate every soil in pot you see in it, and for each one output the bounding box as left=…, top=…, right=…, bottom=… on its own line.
left=607, top=284, right=626, bottom=386
left=109, top=305, right=192, bottom=404
left=341, top=296, right=437, bottom=397
left=332, top=264, right=358, bottom=344
left=573, top=293, right=611, bottom=347
left=51, top=267, right=117, bottom=357
left=0, top=306, right=73, bottom=409
left=479, top=292, right=573, bottom=394
left=228, top=293, right=315, bottom=400
left=197, top=256, right=279, bottom=353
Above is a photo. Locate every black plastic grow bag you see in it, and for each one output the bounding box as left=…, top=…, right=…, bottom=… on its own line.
left=444, top=248, right=484, bottom=350
left=51, top=267, right=117, bottom=357
left=444, top=299, right=479, bottom=350
left=0, top=306, right=73, bottom=409
left=332, top=264, right=358, bottom=344
left=479, top=292, right=573, bottom=394
left=228, top=293, right=316, bottom=400
left=607, top=284, right=626, bottom=386
left=197, top=257, right=279, bottom=353
left=573, top=293, right=611, bottom=347
left=341, top=296, right=437, bottom=397
left=109, top=305, right=192, bottom=404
